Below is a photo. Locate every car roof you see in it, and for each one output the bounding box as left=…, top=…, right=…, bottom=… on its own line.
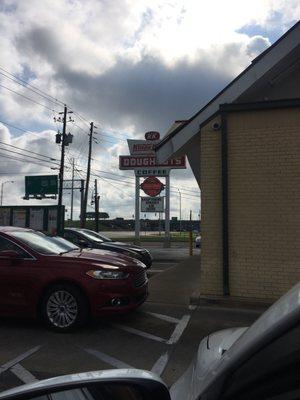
left=0, top=226, right=33, bottom=233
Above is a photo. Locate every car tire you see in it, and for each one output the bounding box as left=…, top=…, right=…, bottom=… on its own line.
left=40, top=283, right=89, bottom=332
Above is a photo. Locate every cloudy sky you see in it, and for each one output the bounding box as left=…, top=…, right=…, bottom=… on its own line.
left=0, top=0, right=299, bottom=221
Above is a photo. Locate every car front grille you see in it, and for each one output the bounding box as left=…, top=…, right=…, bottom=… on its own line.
left=133, top=270, right=147, bottom=287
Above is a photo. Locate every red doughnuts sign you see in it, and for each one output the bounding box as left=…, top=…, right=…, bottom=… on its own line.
left=141, top=176, right=164, bottom=197
left=145, top=131, right=160, bottom=141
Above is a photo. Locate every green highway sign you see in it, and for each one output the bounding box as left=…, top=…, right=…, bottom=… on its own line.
left=25, top=175, right=58, bottom=197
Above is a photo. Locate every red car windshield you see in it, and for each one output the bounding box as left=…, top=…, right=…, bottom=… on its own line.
left=9, top=231, right=76, bottom=255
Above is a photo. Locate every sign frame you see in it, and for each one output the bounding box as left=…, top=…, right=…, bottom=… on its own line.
left=141, top=196, right=164, bottom=213
left=25, top=175, right=58, bottom=199
left=119, top=155, right=186, bottom=170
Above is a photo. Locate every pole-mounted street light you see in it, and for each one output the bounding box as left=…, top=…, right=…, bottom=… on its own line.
left=1, top=181, right=14, bottom=206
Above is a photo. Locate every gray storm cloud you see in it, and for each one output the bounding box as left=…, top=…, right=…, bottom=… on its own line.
left=17, top=25, right=237, bottom=136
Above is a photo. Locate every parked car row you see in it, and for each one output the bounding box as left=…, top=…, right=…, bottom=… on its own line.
left=0, top=226, right=151, bottom=332
left=63, top=228, right=153, bottom=268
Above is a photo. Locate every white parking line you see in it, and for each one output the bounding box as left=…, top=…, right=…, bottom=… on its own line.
left=148, top=269, right=165, bottom=273
left=10, top=363, right=38, bottom=383
left=85, top=349, right=133, bottom=369
left=151, top=352, right=169, bottom=376
left=111, top=323, right=166, bottom=343
left=145, top=312, right=180, bottom=324
left=0, top=346, right=41, bottom=375
left=167, top=315, right=191, bottom=345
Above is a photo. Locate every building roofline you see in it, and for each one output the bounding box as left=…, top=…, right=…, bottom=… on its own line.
left=156, top=20, right=300, bottom=156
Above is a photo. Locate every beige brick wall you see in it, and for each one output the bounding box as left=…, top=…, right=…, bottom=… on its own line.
left=227, top=107, right=300, bottom=300
left=199, top=118, right=223, bottom=296
left=200, top=107, right=300, bottom=301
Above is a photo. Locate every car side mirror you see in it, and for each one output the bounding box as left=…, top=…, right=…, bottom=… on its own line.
left=0, top=250, right=21, bottom=259
left=0, top=370, right=171, bottom=400
left=78, top=239, right=90, bottom=248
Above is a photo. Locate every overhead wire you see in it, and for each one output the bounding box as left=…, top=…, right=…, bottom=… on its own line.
left=0, top=152, right=60, bottom=169
left=0, top=140, right=59, bottom=161
left=0, top=83, right=59, bottom=113
left=0, top=66, right=65, bottom=107
left=0, top=146, right=61, bottom=166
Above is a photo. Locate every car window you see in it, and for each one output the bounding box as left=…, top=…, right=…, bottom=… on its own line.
left=0, top=235, right=31, bottom=258
left=64, top=231, right=81, bottom=243
left=50, top=236, right=80, bottom=251
left=82, top=229, right=112, bottom=242
left=221, top=324, right=300, bottom=400
left=64, top=231, right=87, bottom=246
left=76, top=230, right=103, bottom=243
left=8, top=231, right=73, bottom=255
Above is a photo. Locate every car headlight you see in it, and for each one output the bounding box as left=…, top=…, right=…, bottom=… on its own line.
left=86, top=270, right=129, bottom=280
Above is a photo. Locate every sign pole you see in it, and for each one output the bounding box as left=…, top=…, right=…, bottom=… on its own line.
left=135, top=176, right=140, bottom=243
left=164, top=175, right=171, bottom=247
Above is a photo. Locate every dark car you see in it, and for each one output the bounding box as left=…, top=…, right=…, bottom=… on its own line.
left=0, top=227, right=148, bottom=332
left=63, top=228, right=152, bottom=268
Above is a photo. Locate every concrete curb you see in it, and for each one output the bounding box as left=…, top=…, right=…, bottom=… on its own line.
left=190, top=289, right=272, bottom=312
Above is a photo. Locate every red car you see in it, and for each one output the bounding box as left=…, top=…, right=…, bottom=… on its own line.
left=0, top=227, right=148, bottom=332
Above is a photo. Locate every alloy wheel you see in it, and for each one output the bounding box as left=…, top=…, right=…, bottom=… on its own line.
left=46, top=290, right=78, bottom=328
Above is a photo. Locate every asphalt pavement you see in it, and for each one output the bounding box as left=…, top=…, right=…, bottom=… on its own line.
left=0, top=244, right=263, bottom=393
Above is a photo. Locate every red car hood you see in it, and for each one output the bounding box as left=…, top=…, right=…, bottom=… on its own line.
left=61, top=248, right=146, bottom=269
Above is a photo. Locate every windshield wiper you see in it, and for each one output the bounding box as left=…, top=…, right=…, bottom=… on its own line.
left=59, top=249, right=75, bottom=255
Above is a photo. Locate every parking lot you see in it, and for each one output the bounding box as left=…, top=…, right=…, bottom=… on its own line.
left=0, top=244, right=260, bottom=392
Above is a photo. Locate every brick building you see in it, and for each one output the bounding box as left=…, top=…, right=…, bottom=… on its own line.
left=156, top=21, right=300, bottom=302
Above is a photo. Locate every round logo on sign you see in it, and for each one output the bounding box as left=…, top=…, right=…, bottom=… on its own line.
left=141, top=176, right=164, bottom=197
left=145, top=131, right=160, bottom=141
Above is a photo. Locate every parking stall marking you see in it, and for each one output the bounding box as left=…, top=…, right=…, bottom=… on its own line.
left=85, top=349, right=133, bottom=369
left=10, top=364, right=38, bottom=384
left=0, top=346, right=41, bottom=375
left=150, top=352, right=169, bottom=376
left=145, top=312, right=180, bottom=324
left=167, top=315, right=191, bottom=345
left=110, top=323, right=166, bottom=343
left=148, top=269, right=165, bottom=273
left=86, top=347, right=169, bottom=377
left=111, top=312, right=191, bottom=345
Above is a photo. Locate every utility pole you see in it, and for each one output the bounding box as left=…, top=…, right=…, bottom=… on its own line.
left=80, top=179, right=85, bottom=228
left=94, top=179, right=100, bottom=232
left=82, top=122, right=97, bottom=227
left=58, top=106, right=68, bottom=210
left=55, top=105, right=73, bottom=233
left=70, top=158, right=75, bottom=221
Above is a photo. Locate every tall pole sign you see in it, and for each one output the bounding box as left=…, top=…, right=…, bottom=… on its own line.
left=119, top=131, right=186, bottom=246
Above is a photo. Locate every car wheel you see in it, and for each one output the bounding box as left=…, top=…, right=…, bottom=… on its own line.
left=41, top=284, right=89, bottom=332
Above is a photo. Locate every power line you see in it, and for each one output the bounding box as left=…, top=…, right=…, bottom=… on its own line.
left=0, top=66, right=65, bottom=107
left=0, top=70, right=62, bottom=108
left=0, top=140, right=59, bottom=162
left=0, top=152, right=59, bottom=169
left=0, top=83, right=59, bottom=112
left=0, top=146, right=60, bottom=166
